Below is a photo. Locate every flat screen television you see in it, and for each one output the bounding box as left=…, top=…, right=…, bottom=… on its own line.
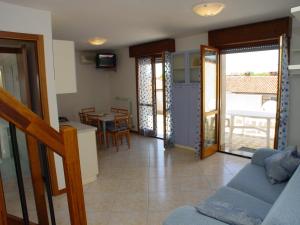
left=96, top=53, right=116, bottom=68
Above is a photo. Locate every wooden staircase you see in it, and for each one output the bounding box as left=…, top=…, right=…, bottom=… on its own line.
left=0, top=87, right=87, bottom=225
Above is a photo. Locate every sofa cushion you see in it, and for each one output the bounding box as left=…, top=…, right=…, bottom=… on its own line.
left=251, top=148, right=277, bottom=167
left=163, top=205, right=229, bottom=225
left=195, top=186, right=272, bottom=223
left=262, top=165, right=300, bottom=225
left=227, top=164, right=286, bottom=204
left=281, top=147, right=300, bottom=174
left=264, top=148, right=300, bottom=184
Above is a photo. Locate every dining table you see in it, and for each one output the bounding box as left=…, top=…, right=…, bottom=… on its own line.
left=86, top=112, right=124, bottom=147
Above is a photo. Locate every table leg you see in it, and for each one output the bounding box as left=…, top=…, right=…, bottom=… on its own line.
left=266, top=119, right=270, bottom=148
left=102, top=121, right=107, bottom=148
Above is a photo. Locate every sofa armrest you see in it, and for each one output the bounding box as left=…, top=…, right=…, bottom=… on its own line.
left=251, top=148, right=277, bottom=167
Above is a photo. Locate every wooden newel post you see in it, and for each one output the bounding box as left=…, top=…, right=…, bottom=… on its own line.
left=0, top=174, right=8, bottom=225
left=61, top=126, right=87, bottom=225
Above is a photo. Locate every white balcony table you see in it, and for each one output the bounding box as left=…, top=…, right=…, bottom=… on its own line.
left=227, top=110, right=276, bottom=148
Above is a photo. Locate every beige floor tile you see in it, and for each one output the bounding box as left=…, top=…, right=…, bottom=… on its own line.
left=84, top=178, right=121, bottom=193
left=86, top=211, right=111, bottom=225
left=84, top=192, right=116, bottom=212
left=178, top=176, right=212, bottom=192
left=149, top=177, right=181, bottom=193
left=148, top=192, right=183, bottom=212
left=117, top=178, right=148, bottom=193
left=178, top=189, right=216, bottom=205
left=109, top=212, right=147, bottom=225
left=148, top=167, right=174, bottom=178
left=120, top=167, right=149, bottom=179
left=206, top=173, right=235, bottom=189
left=55, top=209, right=70, bottom=225
left=111, top=192, right=148, bottom=212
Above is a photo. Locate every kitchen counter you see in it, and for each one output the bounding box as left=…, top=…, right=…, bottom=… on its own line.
left=60, top=121, right=97, bottom=133
left=60, top=120, right=99, bottom=185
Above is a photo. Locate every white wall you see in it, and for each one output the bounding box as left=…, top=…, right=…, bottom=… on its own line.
left=0, top=1, right=58, bottom=129
left=175, top=33, right=208, bottom=52
left=56, top=51, right=111, bottom=121
left=109, top=48, right=137, bottom=130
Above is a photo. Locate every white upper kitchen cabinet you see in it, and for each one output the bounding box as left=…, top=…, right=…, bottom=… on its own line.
left=53, top=40, right=77, bottom=94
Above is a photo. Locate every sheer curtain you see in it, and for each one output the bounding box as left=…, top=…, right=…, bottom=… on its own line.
left=137, top=57, right=157, bottom=137
left=137, top=53, right=175, bottom=147
left=277, top=34, right=289, bottom=150
left=163, top=52, right=174, bottom=148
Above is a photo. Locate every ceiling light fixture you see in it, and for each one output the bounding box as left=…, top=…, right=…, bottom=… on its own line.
left=88, top=37, right=107, bottom=46
left=193, top=2, right=225, bottom=17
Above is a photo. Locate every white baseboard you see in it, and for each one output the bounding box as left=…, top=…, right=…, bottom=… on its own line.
left=174, top=144, right=195, bottom=152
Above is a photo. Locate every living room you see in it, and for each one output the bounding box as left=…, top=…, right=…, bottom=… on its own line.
left=0, top=1, right=300, bottom=225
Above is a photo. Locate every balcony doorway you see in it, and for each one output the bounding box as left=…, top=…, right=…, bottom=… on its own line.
left=136, top=56, right=165, bottom=139
left=220, top=47, right=279, bottom=157
left=155, top=58, right=164, bottom=139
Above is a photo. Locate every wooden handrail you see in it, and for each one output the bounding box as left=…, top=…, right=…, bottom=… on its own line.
left=0, top=87, right=87, bottom=225
left=0, top=88, right=64, bottom=156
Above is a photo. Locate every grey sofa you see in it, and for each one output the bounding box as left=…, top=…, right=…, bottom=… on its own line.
left=163, top=148, right=300, bottom=225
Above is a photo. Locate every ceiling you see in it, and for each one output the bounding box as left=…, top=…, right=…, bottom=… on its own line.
left=2, top=0, right=299, bottom=50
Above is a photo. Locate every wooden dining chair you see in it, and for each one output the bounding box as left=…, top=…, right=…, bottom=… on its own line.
left=81, top=107, right=96, bottom=113
left=118, top=108, right=129, bottom=116
left=111, top=107, right=119, bottom=113
left=86, top=114, right=105, bottom=146
left=79, top=112, right=86, bottom=124
left=111, top=107, right=129, bottom=115
left=106, top=114, right=130, bottom=151
left=80, top=107, right=96, bottom=125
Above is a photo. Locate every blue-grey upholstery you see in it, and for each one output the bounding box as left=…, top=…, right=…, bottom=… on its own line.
left=251, top=148, right=277, bottom=167
left=227, top=164, right=286, bottom=204
left=264, top=148, right=300, bottom=184
left=198, top=186, right=272, bottom=220
left=262, top=165, right=300, bottom=225
left=163, top=148, right=300, bottom=225
left=163, top=205, right=228, bottom=225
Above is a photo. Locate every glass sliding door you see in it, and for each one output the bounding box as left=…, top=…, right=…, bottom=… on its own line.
left=200, top=46, right=220, bottom=159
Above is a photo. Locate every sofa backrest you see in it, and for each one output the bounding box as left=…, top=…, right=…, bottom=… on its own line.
left=262, top=165, right=300, bottom=225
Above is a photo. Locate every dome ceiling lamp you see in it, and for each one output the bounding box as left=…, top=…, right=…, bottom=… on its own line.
left=193, top=2, right=225, bottom=17
left=88, top=37, right=107, bottom=46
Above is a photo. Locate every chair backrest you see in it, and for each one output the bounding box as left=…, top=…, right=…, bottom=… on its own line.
left=111, top=107, right=119, bottom=113
left=86, top=114, right=101, bottom=128
left=114, top=115, right=130, bottom=130
left=80, top=107, right=96, bottom=125
left=111, top=107, right=129, bottom=116
left=79, top=112, right=86, bottom=123
left=81, top=107, right=96, bottom=113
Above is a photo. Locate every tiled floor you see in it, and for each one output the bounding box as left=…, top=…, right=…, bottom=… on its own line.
left=54, top=134, right=249, bottom=225
left=4, top=134, right=250, bottom=225
left=222, top=132, right=274, bottom=157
